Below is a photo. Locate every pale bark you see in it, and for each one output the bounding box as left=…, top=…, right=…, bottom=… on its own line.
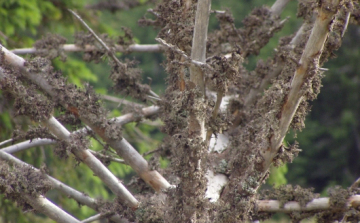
left=0, top=150, right=98, bottom=209
left=11, top=44, right=162, bottom=55
left=189, top=0, right=211, bottom=140
left=265, top=0, right=341, bottom=167
left=45, top=117, right=140, bottom=208
left=1, top=138, right=55, bottom=154
left=0, top=139, right=13, bottom=147
left=25, top=195, right=81, bottom=223
left=270, top=0, right=291, bottom=16
left=257, top=195, right=360, bottom=212
left=0, top=150, right=125, bottom=223
left=0, top=66, right=138, bottom=208
left=155, top=37, right=213, bottom=71
left=0, top=44, right=171, bottom=192
left=114, top=105, right=160, bottom=125
left=100, top=94, right=144, bottom=107
left=244, top=22, right=309, bottom=107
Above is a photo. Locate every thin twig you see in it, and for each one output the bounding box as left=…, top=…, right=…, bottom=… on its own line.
left=206, top=91, right=224, bottom=141
left=85, top=126, right=107, bottom=148
left=89, top=150, right=126, bottom=164
left=0, top=138, right=14, bottom=147
left=155, top=38, right=214, bottom=72
left=147, top=95, right=162, bottom=101
left=11, top=44, right=163, bottom=55
left=68, top=9, right=125, bottom=69
left=80, top=213, right=114, bottom=223
left=69, top=9, right=160, bottom=100
left=139, top=119, right=163, bottom=127
left=342, top=12, right=351, bottom=37
left=143, top=148, right=162, bottom=156
left=210, top=10, right=225, bottom=14
left=350, top=177, right=360, bottom=190
left=1, top=138, right=55, bottom=154
left=147, top=8, right=160, bottom=17
left=133, top=126, right=155, bottom=144
left=100, top=94, right=144, bottom=108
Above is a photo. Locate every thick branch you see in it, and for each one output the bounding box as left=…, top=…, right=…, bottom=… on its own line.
left=190, top=0, right=211, bottom=96
left=25, top=195, right=81, bottom=223
left=266, top=0, right=340, bottom=166
left=156, top=37, right=213, bottom=71
left=11, top=44, right=163, bottom=55
left=257, top=195, right=360, bottom=213
left=188, top=0, right=211, bottom=141
left=45, top=117, right=139, bottom=208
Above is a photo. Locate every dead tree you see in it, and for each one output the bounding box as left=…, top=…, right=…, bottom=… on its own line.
left=1, top=0, right=360, bottom=222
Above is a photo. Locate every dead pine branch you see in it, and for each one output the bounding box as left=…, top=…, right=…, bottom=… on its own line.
left=0, top=45, right=171, bottom=192
left=265, top=0, right=341, bottom=167
left=0, top=67, right=139, bottom=208
left=257, top=195, right=360, bottom=213
left=69, top=9, right=160, bottom=100
left=11, top=44, right=163, bottom=55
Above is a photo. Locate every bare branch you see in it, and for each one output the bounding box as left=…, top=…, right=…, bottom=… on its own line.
left=142, top=148, right=162, bottom=156
left=89, top=150, right=126, bottom=164
left=211, top=10, right=226, bottom=14
left=206, top=91, right=224, bottom=141
left=81, top=214, right=104, bottom=223
left=1, top=138, right=55, bottom=153
left=11, top=44, right=163, bottom=55
left=100, top=94, right=144, bottom=108
left=25, top=195, right=81, bottom=223
left=270, top=0, right=291, bottom=16
left=244, top=22, right=310, bottom=107
left=267, top=0, right=341, bottom=166
left=350, top=177, right=360, bottom=190
left=342, top=12, right=351, bottom=37
left=44, top=117, right=139, bottom=208
left=190, top=0, right=211, bottom=97
left=257, top=195, right=360, bottom=213
left=68, top=9, right=126, bottom=69
left=0, top=138, right=14, bottom=147
left=0, top=67, right=139, bottom=208
left=69, top=9, right=160, bottom=101
left=155, top=37, right=213, bottom=72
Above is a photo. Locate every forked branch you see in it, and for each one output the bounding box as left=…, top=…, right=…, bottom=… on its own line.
left=265, top=0, right=341, bottom=167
